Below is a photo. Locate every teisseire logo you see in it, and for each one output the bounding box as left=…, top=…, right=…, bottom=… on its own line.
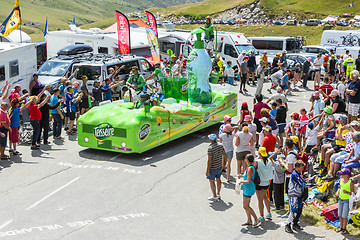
left=204, top=112, right=211, bottom=122
left=94, top=123, right=115, bottom=141
left=181, top=81, right=188, bottom=93
left=139, top=124, right=151, bottom=140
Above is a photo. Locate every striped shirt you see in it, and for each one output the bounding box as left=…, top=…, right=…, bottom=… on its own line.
left=207, top=142, right=224, bottom=169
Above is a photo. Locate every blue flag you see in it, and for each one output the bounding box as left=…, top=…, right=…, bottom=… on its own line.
left=72, top=15, right=75, bottom=25
left=44, top=17, right=48, bottom=37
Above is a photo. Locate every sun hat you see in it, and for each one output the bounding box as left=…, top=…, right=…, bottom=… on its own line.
left=208, top=134, right=217, bottom=141
left=324, top=106, right=333, bottom=114
left=338, top=114, right=348, bottom=123
left=329, top=89, right=339, bottom=97
left=290, top=135, right=299, bottom=144
left=223, top=115, right=231, bottom=123
left=244, top=115, right=252, bottom=122
left=313, top=91, right=320, bottom=97
left=224, top=124, right=232, bottom=133
left=263, top=125, right=272, bottom=132
left=259, top=147, right=267, bottom=157
left=260, top=117, right=268, bottom=123
left=338, top=168, right=351, bottom=176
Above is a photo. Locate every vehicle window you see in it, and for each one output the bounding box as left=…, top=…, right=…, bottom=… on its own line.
left=182, top=45, right=192, bottom=58
left=299, top=56, right=306, bottom=62
left=217, top=41, right=223, bottom=53
left=98, top=47, right=108, bottom=54
left=319, top=49, right=328, bottom=54
left=287, top=55, right=295, bottom=61
left=160, top=42, right=175, bottom=54
left=308, top=48, right=319, bottom=54
left=9, top=60, right=19, bottom=77
left=75, top=66, right=101, bottom=80
left=286, top=39, right=300, bottom=51
left=252, top=40, right=282, bottom=50
left=224, top=44, right=238, bottom=58
left=0, top=66, right=4, bottom=81
left=75, top=42, right=84, bottom=45
left=235, top=45, right=255, bottom=55
left=139, top=59, right=151, bottom=72
left=114, top=60, right=139, bottom=75
left=37, top=61, right=71, bottom=77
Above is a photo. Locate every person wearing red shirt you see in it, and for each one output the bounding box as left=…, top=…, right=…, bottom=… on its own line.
left=253, top=94, right=271, bottom=147
left=8, top=85, right=27, bottom=103
left=28, top=88, right=48, bottom=150
left=262, top=126, right=277, bottom=152
left=319, top=77, right=334, bottom=105
left=0, top=102, right=11, bottom=160
left=323, top=53, right=330, bottom=78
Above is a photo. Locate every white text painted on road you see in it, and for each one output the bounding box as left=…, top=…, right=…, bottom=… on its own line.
left=0, top=213, right=149, bottom=237
left=57, top=162, right=142, bottom=174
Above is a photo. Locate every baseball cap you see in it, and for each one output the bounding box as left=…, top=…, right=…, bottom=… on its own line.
left=268, top=152, right=277, bottom=160
left=61, top=77, right=67, bottom=83
left=171, top=55, right=176, bottom=58
left=338, top=114, right=348, bottom=123
left=208, top=134, right=217, bottom=141
left=242, top=102, right=248, bottom=108
left=314, top=85, right=319, bottom=89
left=350, top=120, right=360, bottom=126
left=140, top=92, right=146, bottom=98
left=324, top=106, right=333, bottom=114
left=276, top=53, right=281, bottom=56
left=308, top=122, right=314, bottom=129
left=242, top=50, right=246, bottom=54
left=329, top=89, right=339, bottom=97
left=263, top=126, right=272, bottom=132
left=260, top=117, right=268, bottom=123
left=223, top=115, right=231, bottom=123
left=338, top=168, right=351, bottom=176
left=291, top=112, right=299, bottom=119
left=244, top=115, right=252, bottom=122
left=290, top=136, right=299, bottom=144
left=179, top=54, right=183, bottom=57
left=259, top=147, right=267, bottom=157
left=243, top=56, right=249, bottom=61
left=224, top=124, right=232, bottom=133
left=313, top=91, right=320, bottom=97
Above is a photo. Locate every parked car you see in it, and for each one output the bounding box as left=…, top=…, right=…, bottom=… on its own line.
left=302, top=45, right=333, bottom=55
left=286, top=20, right=297, bottom=26
left=305, top=19, right=319, bottom=26
left=336, top=22, right=349, bottom=27
left=354, top=22, right=360, bottom=27
left=273, top=20, right=285, bottom=25
left=228, top=20, right=236, bottom=25
left=287, top=53, right=321, bottom=80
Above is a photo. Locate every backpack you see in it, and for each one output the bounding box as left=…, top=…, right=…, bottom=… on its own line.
left=301, top=182, right=309, bottom=202
left=289, top=151, right=309, bottom=174
left=251, top=165, right=261, bottom=187
left=320, top=203, right=339, bottom=221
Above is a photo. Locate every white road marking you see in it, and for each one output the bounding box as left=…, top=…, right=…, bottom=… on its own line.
left=25, top=177, right=80, bottom=211
left=0, top=220, right=13, bottom=230
left=110, top=154, right=121, bottom=160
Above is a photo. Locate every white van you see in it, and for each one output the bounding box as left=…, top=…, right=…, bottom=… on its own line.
left=248, top=37, right=302, bottom=55
left=0, top=42, right=37, bottom=91
left=321, top=30, right=360, bottom=47
left=335, top=46, right=360, bottom=58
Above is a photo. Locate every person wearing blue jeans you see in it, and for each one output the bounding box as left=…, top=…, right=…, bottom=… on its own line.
left=50, top=89, right=64, bottom=139
left=342, top=132, right=360, bottom=170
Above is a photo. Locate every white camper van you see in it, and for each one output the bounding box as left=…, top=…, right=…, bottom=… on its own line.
left=0, top=42, right=37, bottom=91
left=321, top=30, right=360, bottom=47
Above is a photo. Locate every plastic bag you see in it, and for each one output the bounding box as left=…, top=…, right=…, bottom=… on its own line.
left=235, top=177, right=242, bottom=195
left=349, top=193, right=355, bottom=211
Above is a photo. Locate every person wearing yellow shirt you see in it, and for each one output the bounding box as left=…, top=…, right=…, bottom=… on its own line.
left=260, top=51, right=268, bottom=67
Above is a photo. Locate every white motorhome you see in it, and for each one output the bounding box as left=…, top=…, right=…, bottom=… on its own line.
left=0, top=42, right=37, bottom=91
left=335, top=46, right=360, bottom=58
left=321, top=30, right=360, bottom=47
left=248, top=36, right=302, bottom=55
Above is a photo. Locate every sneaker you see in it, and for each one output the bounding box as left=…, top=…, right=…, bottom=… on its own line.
left=8, top=149, right=13, bottom=153
left=281, top=212, right=290, bottom=218
left=322, top=174, right=334, bottom=181
left=265, top=213, right=272, bottom=220
left=314, top=164, right=324, bottom=170
left=285, top=224, right=293, bottom=233
left=208, top=196, right=219, bottom=201
left=292, top=224, right=303, bottom=231
left=243, top=88, right=248, bottom=92
left=30, top=145, right=39, bottom=150
left=13, top=150, right=21, bottom=155
left=280, top=206, right=285, bottom=210
left=255, top=143, right=260, bottom=148
left=239, top=90, right=243, bottom=94
left=293, top=87, right=299, bottom=91
left=64, top=126, right=69, bottom=131
left=57, top=136, right=65, bottom=140
left=44, top=141, right=49, bottom=145
left=305, top=86, right=309, bottom=90
left=216, top=194, right=221, bottom=199
left=259, top=216, right=265, bottom=221
left=319, top=168, right=328, bottom=177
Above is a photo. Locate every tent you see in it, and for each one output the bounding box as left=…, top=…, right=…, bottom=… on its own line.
left=103, top=19, right=150, bottom=31
left=354, top=15, right=360, bottom=20
left=321, top=15, right=339, bottom=23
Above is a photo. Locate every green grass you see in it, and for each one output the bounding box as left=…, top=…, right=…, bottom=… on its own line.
left=175, top=24, right=359, bottom=45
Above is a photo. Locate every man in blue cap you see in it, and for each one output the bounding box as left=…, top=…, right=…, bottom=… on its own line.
left=134, top=92, right=148, bottom=109
left=206, top=133, right=226, bottom=201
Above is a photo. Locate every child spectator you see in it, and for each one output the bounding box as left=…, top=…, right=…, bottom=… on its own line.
left=269, top=151, right=286, bottom=210
left=335, top=168, right=355, bottom=234
left=305, top=122, right=319, bottom=153
left=102, top=78, right=122, bottom=101
left=210, top=66, right=222, bottom=84
left=66, top=87, right=83, bottom=135
left=299, top=108, right=309, bottom=147
left=224, top=60, right=235, bottom=86
left=270, top=102, right=277, bottom=118
left=238, top=102, right=252, bottom=124
left=9, top=98, right=31, bottom=155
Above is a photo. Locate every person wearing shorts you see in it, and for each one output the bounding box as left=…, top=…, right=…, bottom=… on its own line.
left=206, top=134, right=226, bottom=201
left=66, top=86, right=82, bottom=135
left=346, top=70, right=360, bottom=121
left=235, top=124, right=253, bottom=176
left=336, top=168, right=354, bottom=234
left=0, top=102, right=11, bottom=160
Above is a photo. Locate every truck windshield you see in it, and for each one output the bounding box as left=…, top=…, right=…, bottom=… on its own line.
left=286, top=39, right=301, bottom=52
left=235, top=45, right=255, bottom=54
left=37, top=60, right=70, bottom=77
left=74, top=65, right=101, bottom=80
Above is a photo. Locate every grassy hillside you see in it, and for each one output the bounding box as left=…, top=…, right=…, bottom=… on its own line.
left=153, top=0, right=360, bottom=19
left=0, top=0, right=203, bottom=42
left=175, top=24, right=357, bottom=45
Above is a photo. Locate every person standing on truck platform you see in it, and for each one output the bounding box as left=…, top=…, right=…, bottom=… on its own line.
left=29, top=74, right=43, bottom=96
left=127, top=66, right=146, bottom=92
left=204, top=17, right=215, bottom=57
left=80, top=75, right=95, bottom=115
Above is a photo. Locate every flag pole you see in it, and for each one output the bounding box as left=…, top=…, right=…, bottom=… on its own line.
left=19, top=25, right=22, bottom=43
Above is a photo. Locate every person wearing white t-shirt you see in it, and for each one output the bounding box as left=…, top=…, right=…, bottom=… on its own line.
left=244, top=115, right=257, bottom=156
left=235, top=124, right=253, bottom=176
left=219, top=124, right=238, bottom=182
left=282, top=138, right=298, bottom=195
left=314, top=54, right=322, bottom=86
